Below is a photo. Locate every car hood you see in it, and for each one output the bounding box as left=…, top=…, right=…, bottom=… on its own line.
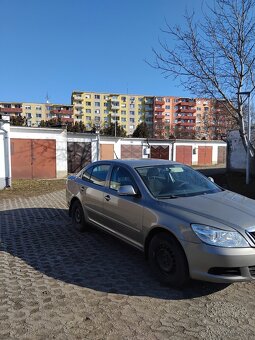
left=159, top=190, right=255, bottom=232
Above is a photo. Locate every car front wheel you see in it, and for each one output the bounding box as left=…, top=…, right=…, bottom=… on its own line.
left=71, top=200, right=87, bottom=232
left=148, top=232, right=189, bottom=288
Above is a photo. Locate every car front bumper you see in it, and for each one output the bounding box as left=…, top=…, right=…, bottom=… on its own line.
left=182, top=240, right=255, bottom=283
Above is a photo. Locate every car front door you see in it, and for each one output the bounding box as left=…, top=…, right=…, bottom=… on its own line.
left=102, top=165, right=144, bottom=247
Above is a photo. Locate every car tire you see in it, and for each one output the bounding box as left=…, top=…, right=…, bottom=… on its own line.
left=148, top=232, right=189, bottom=288
left=71, top=200, right=87, bottom=232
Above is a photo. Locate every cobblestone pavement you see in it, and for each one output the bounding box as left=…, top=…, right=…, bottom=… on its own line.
left=0, top=190, right=255, bottom=340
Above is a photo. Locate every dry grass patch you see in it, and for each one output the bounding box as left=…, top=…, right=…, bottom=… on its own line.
left=0, top=179, right=66, bottom=199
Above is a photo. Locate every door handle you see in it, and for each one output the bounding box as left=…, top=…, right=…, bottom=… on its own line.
left=104, top=195, right=111, bottom=201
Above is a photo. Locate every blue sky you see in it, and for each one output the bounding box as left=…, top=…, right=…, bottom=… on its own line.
left=0, top=0, right=203, bottom=104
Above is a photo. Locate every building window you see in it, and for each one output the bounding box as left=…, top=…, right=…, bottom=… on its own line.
left=121, top=96, right=126, bottom=102
left=36, top=106, right=42, bottom=110
left=25, top=105, right=31, bottom=110
left=121, top=110, right=126, bottom=115
left=121, top=118, right=126, bottom=122
left=130, top=104, right=135, bottom=108
left=86, top=101, right=91, bottom=106
left=86, top=109, right=91, bottom=113
left=86, top=116, right=91, bottom=121
left=36, top=113, right=42, bottom=118
left=85, top=94, right=91, bottom=99
left=95, top=94, right=100, bottom=99
left=95, top=102, right=100, bottom=107
left=165, top=105, right=170, bottom=109
left=130, top=118, right=135, bottom=123
left=130, top=111, right=135, bottom=115
left=95, top=109, right=100, bottom=114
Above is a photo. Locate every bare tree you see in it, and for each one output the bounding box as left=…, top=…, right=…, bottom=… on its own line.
left=151, top=0, right=255, bottom=155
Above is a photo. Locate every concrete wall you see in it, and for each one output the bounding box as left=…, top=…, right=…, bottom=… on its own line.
left=227, top=130, right=246, bottom=171
left=227, top=129, right=255, bottom=174
left=0, top=115, right=11, bottom=189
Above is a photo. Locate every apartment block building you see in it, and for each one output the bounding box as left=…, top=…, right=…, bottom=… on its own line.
left=0, top=102, right=23, bottom=116
left=153, top=96, right=197, bottom=139
left=1, top=92, right=233, bottom=139
left=153, top=96, right=233, bottom=140
left=0, top=101, right=73, bottom=127
left=71, top=91, right=154, bottom=135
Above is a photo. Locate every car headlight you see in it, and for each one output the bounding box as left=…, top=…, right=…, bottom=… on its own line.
left=191, top=224, right=249, bottom=248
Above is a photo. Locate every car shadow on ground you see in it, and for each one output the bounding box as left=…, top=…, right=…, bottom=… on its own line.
left=0, top=207, right=230, bottom=300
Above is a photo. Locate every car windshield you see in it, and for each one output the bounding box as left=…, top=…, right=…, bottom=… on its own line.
left=136, top=164, right=222, bottom=198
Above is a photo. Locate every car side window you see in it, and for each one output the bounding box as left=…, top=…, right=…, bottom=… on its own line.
left=82, top=164, right=110, bottom=186
left=109, top=166, right=137, bottom=191
left=82, top=166, right=93, bottom=182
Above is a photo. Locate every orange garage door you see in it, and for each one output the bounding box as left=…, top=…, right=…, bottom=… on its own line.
left=198, top=146, right=213, bottom=165
left=11, top=139, right=56, bottom=179
left=100, top=144, right=114, bottom=160
left=176, top=146, right=192, bottom=165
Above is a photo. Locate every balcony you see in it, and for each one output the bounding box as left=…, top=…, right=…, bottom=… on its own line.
left=0, top=107, right=22, bottom=113
left=50, top=109, right=73, bottom=115
left=180, top=122, right=196, bottom=127
left=155, top=114, right=164, bottom=119
left=155, top=100, right=165, bottom=105
left=73, top=95, right=82, bottom=100
left=155, top=107, right=164, bottom=112
left=176, top=108, right=196, bottom=114
left=176, top=100, right=196, bottom=107
left=177, top=115, right=196, bottom=120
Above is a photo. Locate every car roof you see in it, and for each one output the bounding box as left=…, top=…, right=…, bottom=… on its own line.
left=96, top=159, right=179, bottom=169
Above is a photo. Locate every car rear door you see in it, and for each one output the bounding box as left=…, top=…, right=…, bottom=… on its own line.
left=80, top=163, right=111, bottom=226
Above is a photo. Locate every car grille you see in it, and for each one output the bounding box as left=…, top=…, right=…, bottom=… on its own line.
left=208, top=267, right=241, bottom=276
left=249, top=266, right=255, bottom=277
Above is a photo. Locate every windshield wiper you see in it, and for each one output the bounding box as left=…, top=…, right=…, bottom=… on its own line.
left=157, top=194, right=179, bottom=199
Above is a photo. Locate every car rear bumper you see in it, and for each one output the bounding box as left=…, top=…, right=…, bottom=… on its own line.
left=182, top=240, right=255, bottom=283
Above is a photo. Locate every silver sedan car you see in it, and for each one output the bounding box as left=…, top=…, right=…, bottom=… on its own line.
left=66, top=159, right=255, bottom=287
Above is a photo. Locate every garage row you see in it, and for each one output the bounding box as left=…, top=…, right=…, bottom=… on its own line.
left=9, top=127, right=226, bottom=179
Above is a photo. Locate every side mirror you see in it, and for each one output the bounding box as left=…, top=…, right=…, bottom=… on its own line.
left=118, top=185, right=137, bottom=196
left=208, top=176, right=214, bottom=183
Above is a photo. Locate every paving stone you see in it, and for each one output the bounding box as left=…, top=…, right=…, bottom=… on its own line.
left=0, top=189, right=255, bottom=339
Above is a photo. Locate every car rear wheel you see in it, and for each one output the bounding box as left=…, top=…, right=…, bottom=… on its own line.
left=71, top=200, right=87, bottom=232
left=148, top=232, right=189, bottom=288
